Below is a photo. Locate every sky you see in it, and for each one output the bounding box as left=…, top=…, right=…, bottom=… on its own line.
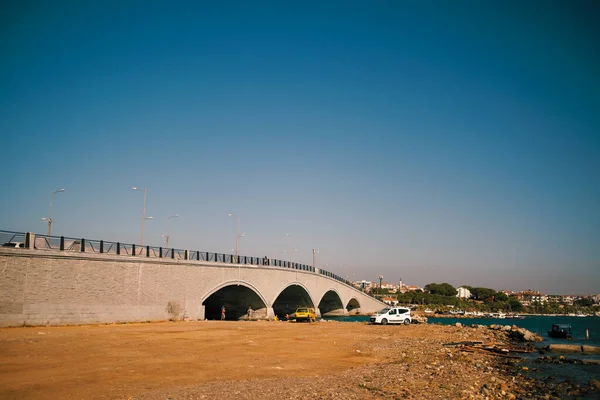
left=1, top=1, right=598, bottom=294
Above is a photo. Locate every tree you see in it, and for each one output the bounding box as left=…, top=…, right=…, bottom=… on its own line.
left=574, top=297, right=594, bottom=307
left=371, top=288, right=391, bottom=295
left=424, top=283, right=456, bottom=297
left=507, top=298, right=524, bottom=312
left=470, top=287, right=496, bottom=301
left=494, top=292, right=508, bottom=302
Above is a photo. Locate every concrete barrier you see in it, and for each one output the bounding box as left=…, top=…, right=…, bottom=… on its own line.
left=546, top=344, right=600, bottom=354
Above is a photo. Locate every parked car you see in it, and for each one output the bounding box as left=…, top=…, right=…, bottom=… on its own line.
left=370, top=307, right=412, bottom=325
left=294, top=307, right=316, bottom=322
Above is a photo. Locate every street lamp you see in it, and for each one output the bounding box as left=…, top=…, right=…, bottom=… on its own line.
left=132, top=187, right=153, bottom=245
left=228, top=213, right=245, bottom=263
left=162, top=214, right=179, bottom=248
left=41, top=188, right=66, bottom=236
left=312, top=248, right=319, bottom=271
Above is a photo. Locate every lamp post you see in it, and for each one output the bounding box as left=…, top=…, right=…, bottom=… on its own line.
left=228, top=213, right=244, bottom=263
left=163, top=214, right=179, bottom=248
left=312, top=248, right=319, bottom=271
left=41, top=188, right=65, bottom=236
left=132, top=187, right=153, bottom=245
left=379, top=275, right=384, bottom=289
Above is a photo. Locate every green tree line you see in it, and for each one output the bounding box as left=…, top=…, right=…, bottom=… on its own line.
left=382, top=282, right=599, bottom=314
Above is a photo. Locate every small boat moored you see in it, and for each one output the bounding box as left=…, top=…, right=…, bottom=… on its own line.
left=547, top=324, right=572, bottom=339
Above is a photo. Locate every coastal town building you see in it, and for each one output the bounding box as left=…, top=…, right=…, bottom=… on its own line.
left=351, top=279, right=422, bottom=294
left=514, top=290, right=544, bottom=306
left=456, top=287, right=472, bottom=299
left=381, top=282, right=400, bottom=292
left=356, top=280, right=373, bottom=291
left=381, top=297, right=398, bottom=306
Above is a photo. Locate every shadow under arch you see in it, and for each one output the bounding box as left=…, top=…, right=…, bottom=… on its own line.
left=346, top=297, right=361, bottom=314
left=318, top=288, right=345, bottom=316
left=202, top=281, right=268, bottom=321
left=271, top=282, right=316, bottom=320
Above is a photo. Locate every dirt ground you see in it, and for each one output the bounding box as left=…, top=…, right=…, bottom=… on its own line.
left=0, top=320, right=589, bottom=399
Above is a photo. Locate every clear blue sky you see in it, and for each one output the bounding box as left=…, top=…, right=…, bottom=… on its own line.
left=1, top=1, right=598, bottom=294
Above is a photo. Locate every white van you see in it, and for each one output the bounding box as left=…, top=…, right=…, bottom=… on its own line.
left=370, top=307, right=412, bottom=325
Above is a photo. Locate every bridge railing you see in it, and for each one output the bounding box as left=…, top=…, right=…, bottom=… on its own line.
left=1, top=230, right=356, bottom=288
left=0, top=231, right=27, bottom=247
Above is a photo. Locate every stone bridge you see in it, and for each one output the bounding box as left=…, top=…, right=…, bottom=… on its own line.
left=0, top=247, right=385, bottom=327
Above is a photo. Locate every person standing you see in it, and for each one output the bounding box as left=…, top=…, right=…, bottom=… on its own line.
left=221, top=305, right=226, bottom=320
left=247, top=306, right=252, bottom=320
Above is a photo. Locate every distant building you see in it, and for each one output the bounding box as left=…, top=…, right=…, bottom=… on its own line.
left=355, top=280, right=373, bottom=291
left=381, top=297, right=397, bottom=306
left=456, top=287, right=472, bottom=299
left=381, top=282, right=400, bottom=292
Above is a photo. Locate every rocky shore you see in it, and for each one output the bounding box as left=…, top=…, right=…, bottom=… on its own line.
left=1, top=320, right=598, bottom=399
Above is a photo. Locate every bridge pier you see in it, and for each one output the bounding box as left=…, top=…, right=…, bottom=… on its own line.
left=266, top=307, right=275, bottom=319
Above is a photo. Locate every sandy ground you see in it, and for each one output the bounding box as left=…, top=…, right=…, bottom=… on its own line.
left=0, top=320, right=594, bottom=399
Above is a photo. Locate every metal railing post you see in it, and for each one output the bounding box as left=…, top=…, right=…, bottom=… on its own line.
left=60, top=236, right=65, bottom=251
left=80, top=239, right=85, bottom=252
left=132, top=244, right=136, bottom=256
left=159, top=247, right=163, bottom=258
left=171, top=249, right=175, bottom=259
left=146, top=245, right=150, bottom=257
left=100, top=240, right=103, bottom=253
left=117, top=242, right=120, bottom=255
left=24, top=232, right=34, bottom=249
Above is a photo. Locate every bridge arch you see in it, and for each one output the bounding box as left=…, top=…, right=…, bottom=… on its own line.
left=271, top=283, right=315, bottom=319
left=318, top=288, right=345, bottom=316
left=202, top=281, right=268, bottom=320
left=346, top=297, right=361, bottom=314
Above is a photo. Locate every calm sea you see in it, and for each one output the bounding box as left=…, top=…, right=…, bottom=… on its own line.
left=427, top=315, right=600, bottom=346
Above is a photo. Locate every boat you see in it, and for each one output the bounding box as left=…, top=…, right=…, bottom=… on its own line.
left=547, top=324, right=572, bottom=339
left=506, top=314, right=525, bottom=320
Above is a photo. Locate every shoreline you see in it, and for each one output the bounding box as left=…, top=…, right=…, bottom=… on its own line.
left=419, top=313, right=600, bottom=319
